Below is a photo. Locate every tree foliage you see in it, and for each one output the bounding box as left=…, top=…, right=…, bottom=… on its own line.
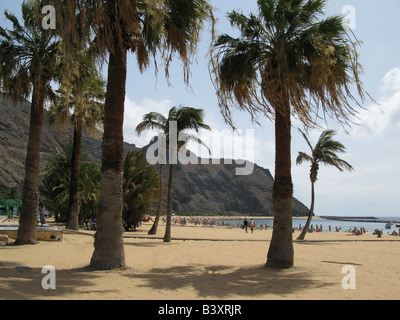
left=41, top=140, right=101, bottom=223
left=122, top=150, right=160, bottom=230
left=48, top=47, right=106, bottom=137
left=46, top=0, right=213, bottom=84
left=0, top=2, right=59, bottom=103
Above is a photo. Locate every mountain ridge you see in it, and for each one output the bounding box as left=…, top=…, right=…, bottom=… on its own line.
left=0, top=95, right=309, bottom=216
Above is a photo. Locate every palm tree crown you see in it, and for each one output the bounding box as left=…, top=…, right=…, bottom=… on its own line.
left=50, top=0, right=212, bottom=83
left=0, top=3, right=58, bottom=102
left=211, top=0, right=366, bottom=128
left=136, top=106, right=211, bottom=149
left=297, top=129, right=354, bottom=183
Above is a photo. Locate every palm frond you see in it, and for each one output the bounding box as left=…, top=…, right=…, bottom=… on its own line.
left=296, top=151, right=313, bottom=165
left=179, top=132, right=211, bottom=155
left=136, top=112, right=168, bottom=135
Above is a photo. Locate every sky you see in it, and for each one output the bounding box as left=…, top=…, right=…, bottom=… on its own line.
left=1, top=0, right=399, bottom=217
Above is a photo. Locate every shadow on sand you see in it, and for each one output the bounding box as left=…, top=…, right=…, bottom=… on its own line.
left=0, top=262, right=336, bottom=299
left=125, top=264, right=336, bottom=299
left=0, top=262, right=109, bottom=300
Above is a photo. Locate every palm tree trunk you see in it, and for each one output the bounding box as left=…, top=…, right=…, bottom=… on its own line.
left=266, top=107, right=294, bottom=268
left=148, top=164, right=164, bottom=235
left=163, top=164, right=174, bottom=243
left=89, top=37, right=126, bottom=270
left=297, top=181, right=315, bottom=240
left=66, top=118, right=83, bottom=230
left=15, top=85, right=45, bottom=245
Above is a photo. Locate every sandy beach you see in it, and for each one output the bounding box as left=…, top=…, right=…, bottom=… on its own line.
left=0, top=218, right=399, bottom=300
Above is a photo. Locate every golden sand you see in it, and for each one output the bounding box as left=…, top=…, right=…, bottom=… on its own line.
left=0, top=220, right=399, bottom=300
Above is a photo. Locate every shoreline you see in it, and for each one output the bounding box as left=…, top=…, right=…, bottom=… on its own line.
left=171, top=215, right=321, bottom=220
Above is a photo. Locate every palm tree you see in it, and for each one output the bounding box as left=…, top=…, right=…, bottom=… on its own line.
left=49, top=48, right=105, bottom=231
left=51, top=0, right=213, bottom=269
left=122, top=150, right=160, bottom=231
left=211, top=0, right=368, bottom=268
left=41, top=140, right=101, bottom=224
left=136, top=106, right=211, bottom=242
left=0, top=3, right=59, bottom=244
left=296, top=129, right=353, bottom=240
left=136, top=125, right=166, bottom=236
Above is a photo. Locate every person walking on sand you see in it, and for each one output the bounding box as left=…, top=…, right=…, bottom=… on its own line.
left=243, top=218, right=248, bottom=233
left=249, top=219, right=255, bottom=233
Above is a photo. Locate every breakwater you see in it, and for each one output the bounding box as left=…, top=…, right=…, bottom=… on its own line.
left=320, top=216, right=399, bottom=224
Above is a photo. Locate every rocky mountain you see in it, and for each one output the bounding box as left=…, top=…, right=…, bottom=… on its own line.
left=167, top=159, right=308, bottom=216
left=0, top=95, right=309, bottom=216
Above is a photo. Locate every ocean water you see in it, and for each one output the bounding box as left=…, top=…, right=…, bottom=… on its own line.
left=215, top=216, right=400, bottom=235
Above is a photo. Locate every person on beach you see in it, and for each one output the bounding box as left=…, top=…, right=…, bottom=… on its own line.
left=243, top=219, right=248, bottom=233
left=7, top=209, right=13, bottom=221
left=249, top=219, right=255, bottom=233
left=39, top=203, right=46, bottom=226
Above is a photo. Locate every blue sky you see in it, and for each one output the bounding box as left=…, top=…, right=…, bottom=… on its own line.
left=1, top=1, right=399, bottom=217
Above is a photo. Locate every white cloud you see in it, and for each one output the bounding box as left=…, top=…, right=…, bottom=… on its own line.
left=123, top=96, right=172, bottom=147
left=351, top=67, right=400, bottom=138
left=382, top=68, right=400, bottom=92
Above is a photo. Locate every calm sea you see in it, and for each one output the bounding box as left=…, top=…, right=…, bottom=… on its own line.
left=215, top=216, right=400, bottom=235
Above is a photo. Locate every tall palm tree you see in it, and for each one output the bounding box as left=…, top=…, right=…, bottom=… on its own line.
left=49, top=48, right=105, bottom=231
left=136, top=115, right=166, bottom=236
left=136, top=106, right=211, bottom=242
left=0, top=3, right=59, bottom=244
left=51, top=0, right=213, bottom=269
left=296, top=129, right=353, bottom=240
left=211, top=0, right=368, bottom=268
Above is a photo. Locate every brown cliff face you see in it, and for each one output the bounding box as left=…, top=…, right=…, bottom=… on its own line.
left=0, top=95, right=308, bottom=216
left=159, top=158, right=308, bottom=216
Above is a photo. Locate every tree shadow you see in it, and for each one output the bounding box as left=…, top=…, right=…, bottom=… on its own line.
left=127, top=264, right=336, bottom=299
left=294, top=241, right=336, bottom=246
left=124, top=241, right=161, bottom=248
left=0, top=263, right=108, bottom=300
